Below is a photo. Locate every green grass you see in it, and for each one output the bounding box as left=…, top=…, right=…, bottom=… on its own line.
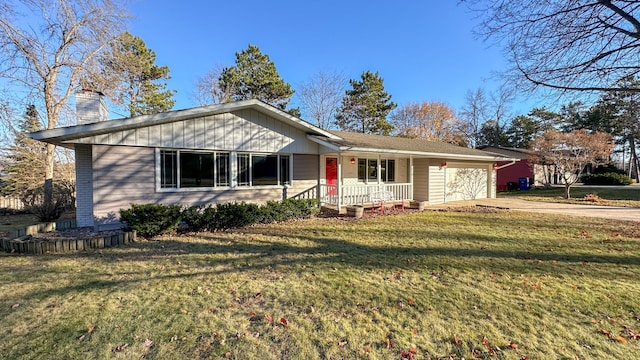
left=499, top=186, right=640, bottom=207
left=2, top=210, right=640, bottom=359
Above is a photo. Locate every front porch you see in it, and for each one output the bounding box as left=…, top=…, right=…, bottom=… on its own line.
left=318, top=182, right=413, bottom=208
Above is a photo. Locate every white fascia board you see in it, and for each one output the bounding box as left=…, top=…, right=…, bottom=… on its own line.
left=29, top=99, right=338, bottom=143
left=306, top=134, right=342, bottom=151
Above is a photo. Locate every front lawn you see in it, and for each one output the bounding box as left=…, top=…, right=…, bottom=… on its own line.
left=1, top=210, right=639, bottom=359
left=499, top=186, right=640, bottom=207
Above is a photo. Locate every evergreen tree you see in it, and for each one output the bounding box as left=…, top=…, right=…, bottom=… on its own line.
left=86, top=32, right=176, bottom=116
left=335, top=70, right=397, bottom=135
left=218, top=44, right=295, bottom=112
left=504, top=115, right=543, bottom=148
left=1, top=105, right=46, bottom=198
left=477, top=120, right=508, bottom=147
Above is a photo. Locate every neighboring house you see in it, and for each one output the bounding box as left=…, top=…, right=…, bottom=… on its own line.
left=30, top=91, right=508, bottom=230
left=479, top=146, right=535, bottom=190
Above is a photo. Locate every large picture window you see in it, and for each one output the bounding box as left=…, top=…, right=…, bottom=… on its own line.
left=236, top=153, right=291, bottom=187
left=357, top=158, right=396, bottom=182
left=160, top=150, right=229, bottom=189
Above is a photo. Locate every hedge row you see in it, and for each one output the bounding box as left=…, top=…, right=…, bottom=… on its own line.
left=580, top=172, right=633, bottom=185
left=120, top=199, right=319, bottom=238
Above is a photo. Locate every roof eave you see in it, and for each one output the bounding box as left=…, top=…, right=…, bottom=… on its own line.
left=29, top=99, right=340, bottom=144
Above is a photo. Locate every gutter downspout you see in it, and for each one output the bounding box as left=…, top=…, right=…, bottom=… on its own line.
left=494, top=159, right=518, bottom=170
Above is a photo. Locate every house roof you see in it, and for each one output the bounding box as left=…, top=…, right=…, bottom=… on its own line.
left=477, top=145, right=535, bottom=160
left=29, top=99, right=509, bottom=161
left=29, top=99, right=340, bottom=145
left=308, top=131, right=507, bottom=161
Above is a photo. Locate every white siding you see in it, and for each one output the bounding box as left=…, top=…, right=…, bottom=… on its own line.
left=445, top=164, right=489, bottom=201
left=75, top=145, right=94, bottom=227
left=71, top=109, right=319, bottom=154
left=428, top=165, right=446, bottom=204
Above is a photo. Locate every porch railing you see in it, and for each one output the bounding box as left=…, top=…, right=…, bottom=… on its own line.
left=319, top=183, right=412, bottom=207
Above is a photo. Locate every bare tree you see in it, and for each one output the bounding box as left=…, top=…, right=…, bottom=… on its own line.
left=391, top=101, right=467, bottom=146
left=459, top=87, right=488, bottom=148
left=530, top=129, right=613, bottom=199
left=465, top=1, right=640, bottom=92
left=296, top=70, right=347, bottom=129
left=193, top=63, right=232, bottom=106
left=0, top=0, right=128, bottom=204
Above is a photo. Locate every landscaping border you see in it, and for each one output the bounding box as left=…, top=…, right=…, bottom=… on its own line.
left=1, top=220, right=137, bottom=255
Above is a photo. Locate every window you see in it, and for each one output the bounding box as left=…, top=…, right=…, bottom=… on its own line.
left=236, top=153, right=291, bottom=187
left=356, top=158, right=396, bottom=183
left=357, top=159, right=366, bottom=182
left=160, top=150, right=177, bottom=188
left=381, top=159, right=395, bottom=182
left=252, top=155, right=278, bottom=185
left=181, top=152, right=214, bottom=187
left=368, top=159, right=377, bottom=182
left=159, top=150, right=229, bottom=189
left=237, top=154, right=250, bottom=186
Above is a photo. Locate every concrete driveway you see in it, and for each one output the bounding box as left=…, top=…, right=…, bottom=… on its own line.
left=470, top=198, right=640, bottom=223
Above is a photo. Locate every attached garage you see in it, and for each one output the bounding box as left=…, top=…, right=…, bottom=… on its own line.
left=445, top=164, right=490, bottom=202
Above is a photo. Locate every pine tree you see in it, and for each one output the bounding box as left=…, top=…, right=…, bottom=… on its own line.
left=1, top=105, right=46, bottom=198
left=218, top=44, right=295, bottom=112
left=86, top=32, right=176, bottom=116
left=335, top=71, right=396, bottom=135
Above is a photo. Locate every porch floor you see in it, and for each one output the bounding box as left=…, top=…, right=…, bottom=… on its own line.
left=322, top=200, right=415, bottom=214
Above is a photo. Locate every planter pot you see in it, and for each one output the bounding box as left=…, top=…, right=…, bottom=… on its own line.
left=410, top=201, right=427, bottom=211
left=346, top=205, right=364, bottom=218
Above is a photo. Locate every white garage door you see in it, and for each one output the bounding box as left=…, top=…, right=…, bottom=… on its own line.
left=445, top=166, right=488, bottom=202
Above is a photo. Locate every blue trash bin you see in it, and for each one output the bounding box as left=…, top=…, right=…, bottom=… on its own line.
left=518, top=177, right=529, bottom=190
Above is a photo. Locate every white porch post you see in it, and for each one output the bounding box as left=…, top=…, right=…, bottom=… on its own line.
left=489, top=164, right=497, bottom=198
left=409, top=156, right=414, bottom=200
left=377, top=154, right=382, bottom=186
left=336, top=155, right=342, bottom=210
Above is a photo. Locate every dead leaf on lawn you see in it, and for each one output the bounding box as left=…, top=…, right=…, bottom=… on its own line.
left=280, top=317, right=288, bottom=327
left=453, top=335, right=461, bottom=346
left=11, top=303, right=19, bottom=309
left=142, top=338, right=153, bottom=347
left=113, top=344, right=128, bottom=352
left=616, top=336, right=628, bottom=344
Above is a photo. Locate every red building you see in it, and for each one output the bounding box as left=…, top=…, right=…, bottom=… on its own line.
left=480, top=146, right=535, bottom=191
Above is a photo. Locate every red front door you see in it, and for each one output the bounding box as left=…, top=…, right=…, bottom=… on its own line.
left=326, top=157, right=337, bottom=195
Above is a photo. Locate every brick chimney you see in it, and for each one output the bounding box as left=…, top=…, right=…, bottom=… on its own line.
left=76, top=89, right=109, bottom=125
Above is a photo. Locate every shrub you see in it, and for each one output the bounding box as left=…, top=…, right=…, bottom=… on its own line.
left=28, top=198, right=67, bottom=222
left=119, top=203, right=182, bottom=238
left=580, top=172, right=633, bottom=185
left=181, top=205, right=211, bottom=232
left=591, top=164, right=626, bottom=175
left=180, top=198, right=320, bottom=232
left=214, top=202, right=262, bottom=229
left=583, top=193, right=601, bottom=202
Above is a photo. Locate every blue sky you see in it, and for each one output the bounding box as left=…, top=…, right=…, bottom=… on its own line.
left=126, top=1, right=542, bottom=119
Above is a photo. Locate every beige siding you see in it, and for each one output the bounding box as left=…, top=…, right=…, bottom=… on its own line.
left=72, top=110, right=319, bottom=154
left=413, top=159, right=429, bottom=201
left=92, top=145, right=320, bottom=226
left=293, top=154, right=319, bottom=181
left=428, top=165, right=446, bottom=204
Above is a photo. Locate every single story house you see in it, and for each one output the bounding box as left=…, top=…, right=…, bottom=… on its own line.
left=479, top=146, right=535, bottom=190
left=30, top=91, right=509, bottom=230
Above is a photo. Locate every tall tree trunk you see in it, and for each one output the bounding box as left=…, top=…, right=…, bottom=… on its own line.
left=44, top=144, right=55, bottom=205
left=564, top=183, right=571, bottom=199
left=629, top=138, right=640, bottom=181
